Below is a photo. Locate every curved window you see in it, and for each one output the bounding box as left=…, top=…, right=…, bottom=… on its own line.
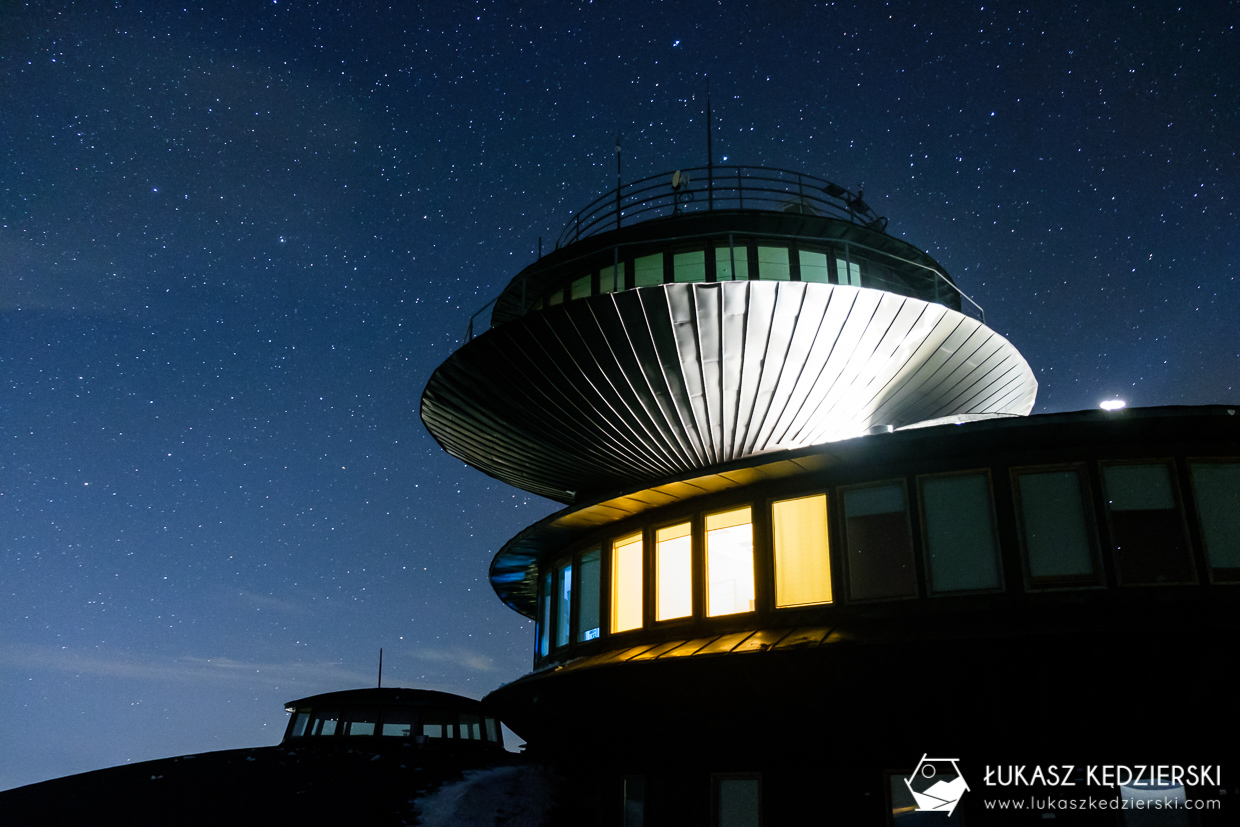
left=706, top=507, right=755, bottom=616
left=842, top=483, right=915, bottom=600
left=1013, top=467, right=1098, bottom=587
left=656, top=523, right=693, bottom=621
left=919, top=472, right=1002, bottom=593
left=1101, top=462, right=1193, bottom=585
left=576, top=548, right=602, bottom=641
left=772, top=494, right=832, bottom=607
left=634, top=253, right=664, bottom=287
left=1189, top=461, right=1240, bottom=581
left=612, top=532, right=644, bottom=632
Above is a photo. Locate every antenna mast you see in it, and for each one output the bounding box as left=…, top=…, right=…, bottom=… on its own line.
left=706, top=79, right=714, bottom=209
left=615, top=134, right=622, bottom=231
left=377, top=647, right=383, bottom=689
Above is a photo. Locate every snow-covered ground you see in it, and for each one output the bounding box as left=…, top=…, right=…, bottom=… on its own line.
left=414, top=764, right=558, bottom=827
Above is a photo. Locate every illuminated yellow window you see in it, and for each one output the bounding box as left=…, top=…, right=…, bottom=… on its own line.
left=656, top=523, right=692, bottom=620
left=772, top=495, right=832, bottom=607
left=706, top=507, right=755, bottom=616
left=611, top=532, right=644, bottom=632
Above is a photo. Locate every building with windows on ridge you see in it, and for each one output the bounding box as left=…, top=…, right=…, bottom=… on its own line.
left=421, top=164, right=1239, bottom=825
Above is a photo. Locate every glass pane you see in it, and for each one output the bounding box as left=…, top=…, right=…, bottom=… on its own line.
left=673, top=250, right=706, bottom=282
left=757, top=246, right=789, bottom=280
left=570, top=274, right=592, bottom=300
left=459, top=713, right=481, bottom=740
left=537, top=571, right=551, bottom=656
left=715, top=777, right=760, bottom=827
left=706, top=507, right=755, bottom=616
left=1103, top=463, right=1193, bottom=584
left=836, top=257, right=861, bottom=286
left=548, top=290, right=564, bottom=305
left=773, top=494, right=832, bottom=607
left=599, top=265, right=619, bottom=293
left=634, top=253, right=663, bottom=287
left=656, top=523, right=693, bottom=621
left=346, top=719, right=375, bottom=736
left=715, top=245, right=748, bottom=281
left=380, top=709, right=415, bottom=737
left=576, top=548, right=602, bottom=641
left=1016, top=469, right=1095, bottom=583
left=798, top=250, right=830, bottom=284
left=555, top=560, right=572, bottom=648
left=843, top=484, right=916, bottom=600
left=484, top=717, right=499, bottom=742
left=612, top=532, right=644, bottom=632
left=422, top=710, right=455, bottom=739
left=921, top=473, right=1001, bottom=592
left=343, top=708, right=378, bottom=736
left=290, top=711, right=310, bottom=737
left=312, top=709, right=340, bottom=736
left=622, top=776, right=645, bottom=827
left=1190, top=462, right=1240, bottom=574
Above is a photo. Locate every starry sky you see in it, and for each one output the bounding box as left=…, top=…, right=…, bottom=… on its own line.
left=2, top=1, right=1235, bottom=791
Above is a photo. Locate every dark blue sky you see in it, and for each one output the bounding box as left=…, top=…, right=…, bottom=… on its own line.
left=3, top=1, right=1235, bottom=790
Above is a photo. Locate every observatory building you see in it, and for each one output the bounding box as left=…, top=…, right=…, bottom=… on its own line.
left=422, top=166, right=1238, bottom=824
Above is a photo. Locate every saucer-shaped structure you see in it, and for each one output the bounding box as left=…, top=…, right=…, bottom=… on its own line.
left=421, top=170, right=1035, bottom=503
left=423, top=281, right=1034, bottom=502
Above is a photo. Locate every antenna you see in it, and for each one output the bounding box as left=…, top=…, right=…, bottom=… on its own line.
left=706, top=78, right=714, bottom=209
left=377, top=647, right=383, bottom=689
left=615, top=134, right=622, bottom=230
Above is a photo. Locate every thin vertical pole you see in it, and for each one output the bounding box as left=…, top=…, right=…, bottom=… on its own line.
left=377, top=648, right=383, bottom=689
left=615, top=135, right=622, bottom=231
left=706, top=80, right=714, bottom=211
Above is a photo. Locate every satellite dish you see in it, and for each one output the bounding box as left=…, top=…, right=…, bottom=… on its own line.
left=671, top=170, right=688, bottom=190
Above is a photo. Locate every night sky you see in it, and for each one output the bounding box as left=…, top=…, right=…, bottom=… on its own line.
left=2, top=1, right=1235, bottom=791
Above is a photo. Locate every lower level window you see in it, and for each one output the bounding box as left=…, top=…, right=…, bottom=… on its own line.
left=622, top=776, right=646, bottom=827
left=714, top=774, right=761, bottom=827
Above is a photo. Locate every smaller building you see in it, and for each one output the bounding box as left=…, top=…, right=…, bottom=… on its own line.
left=282, top=687, right=505, bottom=754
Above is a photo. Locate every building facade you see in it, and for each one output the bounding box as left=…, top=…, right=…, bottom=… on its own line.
left=422, top=166, right=1239, bottom=825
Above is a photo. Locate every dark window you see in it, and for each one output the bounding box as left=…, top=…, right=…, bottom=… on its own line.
left=537, top=571, right=552, bottom=656
left=575, top=548, right=602, bottom=642
left=380, top=709, right=415, bottom=737
left=1102, top=463, right=1194, bottom=584
left=843, top=482, right=917, bottom=600
left=622, top=776, right=645, bottom=827
left=1014, top=467, right=1098, bottom=586
left=713, top=774, right=761, bottom=827
left=1189, top=461, right=1240, bottom=581
left=920, top=472, right=1002, bottom=593
left=289, top=711, right=310, bottom=738
left=555, top=560, right=572, bottom=648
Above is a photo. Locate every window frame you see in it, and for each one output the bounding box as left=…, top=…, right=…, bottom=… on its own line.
left=1009, top=462, right=1104, bottom=591
left=1186, top=457, right=1240, bottom=584
left=839, top=478, right=920, bottom=603
left=1098, top=458, right=1197, bottom=587
left=769, top=490, right=834, bottom=609
left=916, top=468, right=1005, bottom=596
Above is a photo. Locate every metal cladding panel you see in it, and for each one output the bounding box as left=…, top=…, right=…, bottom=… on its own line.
left=422, top=282, right=1036, bottom=503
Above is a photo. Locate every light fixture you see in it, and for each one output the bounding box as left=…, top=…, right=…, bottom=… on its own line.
left=1099, top=399, right=1126, bottom=411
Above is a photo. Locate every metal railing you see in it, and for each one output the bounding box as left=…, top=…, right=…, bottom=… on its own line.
left=459, top=166, right=988, bottom=340
left=555, top=165, right=888, bottom=249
